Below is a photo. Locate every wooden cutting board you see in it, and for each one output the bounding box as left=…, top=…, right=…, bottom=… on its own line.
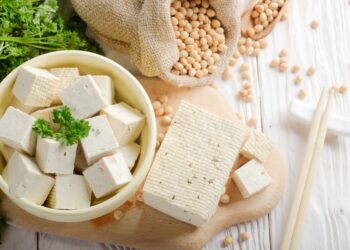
left=0, top=77, right=285, bottom=250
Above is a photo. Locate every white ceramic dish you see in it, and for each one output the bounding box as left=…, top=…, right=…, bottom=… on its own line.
left=0, top=51, right=157, bottom=222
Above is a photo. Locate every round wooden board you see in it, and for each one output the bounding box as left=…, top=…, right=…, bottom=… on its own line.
left=0, top=77, right=285, bottom=250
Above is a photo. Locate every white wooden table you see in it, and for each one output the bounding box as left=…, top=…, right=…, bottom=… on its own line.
left=1, top=0, right=350, bottom=249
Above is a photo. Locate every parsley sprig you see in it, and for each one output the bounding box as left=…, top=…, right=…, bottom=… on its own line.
left=32, top=106, right=91, bottom=146
left=0, top=0, right=102, bottom=80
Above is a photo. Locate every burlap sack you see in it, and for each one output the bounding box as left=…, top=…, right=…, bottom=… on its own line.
left=72, top=0, right=240, bottom=87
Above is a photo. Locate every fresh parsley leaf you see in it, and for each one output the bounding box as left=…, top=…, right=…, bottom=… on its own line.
left=0, top=0, right=102, bottom=80
left=32, top=119, right=54, bottom=139
left=32, top=106, right=91, bottom=146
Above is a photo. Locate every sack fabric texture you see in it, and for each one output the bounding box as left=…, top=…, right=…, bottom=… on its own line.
left=72, top=0, right=240, bottom=87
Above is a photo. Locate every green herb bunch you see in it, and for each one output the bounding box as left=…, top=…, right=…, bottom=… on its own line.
left=32, top=106, right=91, bottom=146
left=0, top=0, right=101, bottom=80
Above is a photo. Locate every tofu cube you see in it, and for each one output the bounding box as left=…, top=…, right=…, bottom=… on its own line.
left=83, top=154, right=132, bottom=198
left=30, top=106, right=61, bottom=129
left=0, top=144, right=16, bottom=162
left=143, top=101, right=246, bottom=227
left=6, top=152, right=54, bottom=205
left=93, top=75, right=115, bottom=105
left=59, top=75, right=106, bottom=119
left=10, top=97, right=39, bottom=114
left=47, top=174, right=91, bottom=210
left=232, top=159, right=272, bottom=199
left=118, top=142, right=141, bottom=170
left=50, top=67, right=80, bottom=105
left=0, top=107, right=37, bottom=155
left=80, top=115, right=118, bottom=165
left=241, top=130, right=275, bottom=163
left=101, top=102, right=145, bottom=146
left=36, top=137, right=77, bottom=175
left=74, top=144, right=89, bottom=173
left=12, top=66, right=60, bottom=107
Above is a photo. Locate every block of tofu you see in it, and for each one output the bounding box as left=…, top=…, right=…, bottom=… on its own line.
left=6, top=152, right=54, bottom=205
left=12, top=66, right=60, bottom=107
left=36, top=137, right=77, bottom=175
left=50, top=67, right=80, bottom=85
left=47, top=174, right=91, bottom=210
left=93, top=75, right=115, bottom=105
left=143, top=101, right=246, bottom=227
left=80, top=115, right=119, bottom=165
left=59, top=75, right=106, bottom=119
left=0, top=107, right=37, bottom=155
left=74, top=144, right=89, bottom=173
left=83, top=154, right=132, bottom=198
left=240, top=130, right=275, bottom=163
left=118, top=142, right=141, bottom=170
left=50, top=68, right=80, bottom=105
left=101, top=102, right=145, bottom=146
left=232, top=159, right=272, bottom=199
left=0, top=144, right=16, bottom=162
left=10, top=97, right=39, bottom=114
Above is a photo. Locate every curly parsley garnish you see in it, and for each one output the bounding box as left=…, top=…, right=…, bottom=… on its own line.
left=32, top=106, right=91, bottom=146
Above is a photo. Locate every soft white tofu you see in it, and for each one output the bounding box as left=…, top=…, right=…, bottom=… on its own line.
left=10, top=97, right=39, bottom=114
left=232, top=159, right=272, bottom=199
left=0, top=107, right=37, bottom=155
left=240, top=130, right=275, bottom=163
left=83, top=154, right=132, bottom=199
left=93, top=75, right=115, bottom=105
left=118, top=142, right=141, bottom=170
left=101, top=102, right=145, bottom=146
left=50, top=67, right=80, bottom=105
left=47, top=174, right=91, bottom=210
left=0, top=144, right=16, bottom=162
left=143, top=101, right=246, bottom=227
left=12, top=66, right=60, bottom=107
left=59, top=75, right=106, bottom=119
left=36, top=137, right=77, bottom=175
left=6, top=152, right=54, bottom=205
left=80, top=115, right=119, bottom=165
left=74, top=144, right=89, bottom=173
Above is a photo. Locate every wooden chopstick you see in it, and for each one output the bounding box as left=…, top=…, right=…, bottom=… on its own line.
left=281, top=87, right=335, bottom=250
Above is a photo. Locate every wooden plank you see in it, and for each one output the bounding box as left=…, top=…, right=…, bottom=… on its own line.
left=256, top=0, right=350, bottom=249
left=0, top=225, right=37, bottom=250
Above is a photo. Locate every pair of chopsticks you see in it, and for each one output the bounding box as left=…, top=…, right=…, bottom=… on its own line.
left=281, top=87, right=335, bottom=250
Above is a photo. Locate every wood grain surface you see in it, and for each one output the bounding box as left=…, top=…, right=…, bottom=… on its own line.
left=1, top=0, right=350, bottom=249
left=0, top=77, right=284, bottom=250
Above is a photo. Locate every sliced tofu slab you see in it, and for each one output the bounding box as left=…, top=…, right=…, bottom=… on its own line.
left=0, top=107, right=37, bottom=155
left=36, top=137, right=77, bottom=175
left=92, top=75, right=115, bottom=105
left=47, top=174, right=91, bottom=210
left=143, top=101, right=246, bottom=227
left=12, top=66, right=60, bottom=107
left=240, top=130, right=275, bottom=163
left=232, top=159, right=272, bottom=199
left=59, top=75, right=106, bottom=119
left=80, top=115, right=119, bottom=165
left=118, top=142, right=141, bottom=170
left=83, top=154, right=132, bottom=199
left=101, top=102, right=145, bottom=146
left=6, top=152, right=54, bottom=205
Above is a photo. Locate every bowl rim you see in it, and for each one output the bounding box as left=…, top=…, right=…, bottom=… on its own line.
left=0, top=50, right=157, bottom=222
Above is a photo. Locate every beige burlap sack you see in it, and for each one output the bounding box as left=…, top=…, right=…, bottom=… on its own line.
left=72, top=0, right=240, bottom=87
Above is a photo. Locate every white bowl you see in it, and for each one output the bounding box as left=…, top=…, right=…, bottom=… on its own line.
left=0, top=51, right=157, bottom=222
